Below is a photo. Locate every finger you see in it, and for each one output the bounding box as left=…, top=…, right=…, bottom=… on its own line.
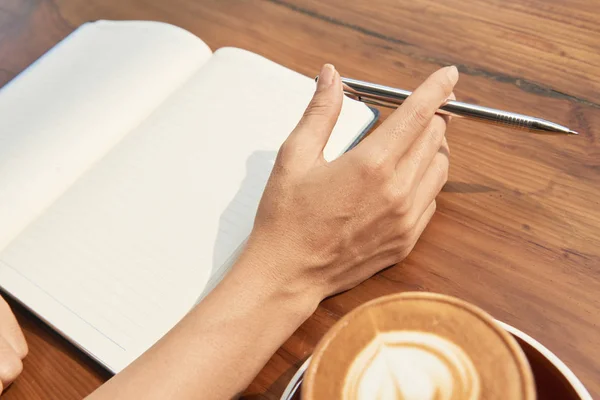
left=444, top=92, right=456, bottom=121
left=395, top=200, right=437, bottom=262
left=362, top=66, right=458, bottom=159
left=283, top=64, right=343, bottom=164
left=0, top=336, right=23, bottom=390
left=0, top=298, right=28, bottom=359
left=439, top=92, right=456, bottom=124
left=396, top=111, right=448, bottom=189
left=413, top=200, right=437, bottom=241
left=412, top=139, right=450, bottom=217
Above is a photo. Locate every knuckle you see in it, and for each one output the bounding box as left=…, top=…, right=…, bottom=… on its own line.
left=360, top=154, right=388, bottom=177
left=396, top=193, right=413, bottom=216
left=13, top=340, right=28, bottom=360
left=0, top=355, right=22, bottom=384
left=396, top=241, right=414, bottom=260
left=278, top=138, right=295, bottom=156
left=419, top=128, right=444, bottom=158
left=439, top=137, right=450, bottom=156
left=390, top=175, right=411, bottom=209
left=403, top=213, right=419, bottom=233
left=303, top=98, right=329, bottom=118
left=382, top=183, right=399, bottom=206
left=409, top=103, right=431, bottom=131
left=275, top=140, right=297, bottom=168
left=429, top=124, right=445, bottom=146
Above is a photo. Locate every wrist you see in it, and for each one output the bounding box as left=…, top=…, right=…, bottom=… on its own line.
left=229, top=247, right=322, bottom=324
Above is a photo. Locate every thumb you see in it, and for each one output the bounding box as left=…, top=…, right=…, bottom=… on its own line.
left=288, top=64, right=343, bottom=162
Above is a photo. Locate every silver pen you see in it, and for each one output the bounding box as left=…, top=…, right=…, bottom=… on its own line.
left=316, top=75, right=578, bottom=135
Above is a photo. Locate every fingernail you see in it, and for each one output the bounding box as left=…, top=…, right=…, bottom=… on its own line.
left=446, top=65, right=459, bottom=84
left=316, top=64, right=335, bottom=91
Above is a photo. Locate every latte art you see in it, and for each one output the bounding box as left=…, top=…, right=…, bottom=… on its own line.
left=344, top=331, right=479, bottom=400
left=302, top=293, right=535, bottom=400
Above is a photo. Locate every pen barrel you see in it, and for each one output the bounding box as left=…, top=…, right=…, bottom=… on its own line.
left=492, top=113, right=533, bottom=130
left=339, top=77, right=572, bottom=134
left=441, top=102, right=534, bottom=130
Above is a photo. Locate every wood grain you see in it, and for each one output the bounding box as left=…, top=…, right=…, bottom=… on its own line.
left=277, top=0, right=600, bottom=105
left=0, top=0, right=598, bottom=398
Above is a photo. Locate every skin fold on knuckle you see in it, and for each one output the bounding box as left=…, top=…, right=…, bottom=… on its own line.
left=395, top=186, right=413, bottom=217
left=407, top=102, right=431, bottom=132
left=359, top=153, right=389, bottom=180
left=381, top=182, right=401, bottom=209
left=394, top=194, right=415, bottom=226
left=303, top=98, right=330, bottom=119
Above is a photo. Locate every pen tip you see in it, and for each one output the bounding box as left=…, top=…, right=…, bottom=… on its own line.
left=569, top=129, right=579, bottom=135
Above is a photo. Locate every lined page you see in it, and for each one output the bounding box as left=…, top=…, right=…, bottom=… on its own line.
left=0, top=47, right=375, bottom=372
left=0, top=20, right=212, bottom=251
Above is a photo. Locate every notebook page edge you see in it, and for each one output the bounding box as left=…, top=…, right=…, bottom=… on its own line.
left=0, top=259, right=125, bottom=373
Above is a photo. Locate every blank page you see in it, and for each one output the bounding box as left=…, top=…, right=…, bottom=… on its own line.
left=0, top=20, right=211, bottom=251
left=0, top=48, right=375, bottom=372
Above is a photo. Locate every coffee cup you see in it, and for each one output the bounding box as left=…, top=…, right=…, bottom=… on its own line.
left=302, top=292, right=537, bottom=400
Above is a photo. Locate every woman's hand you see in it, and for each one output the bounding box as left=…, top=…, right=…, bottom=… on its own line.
left=244, top=64, right=457, bottom=304
left=89, top=64, right=457, bottom=400
left=0, top=295, right=27, bottom=394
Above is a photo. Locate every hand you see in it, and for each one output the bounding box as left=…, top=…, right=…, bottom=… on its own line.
left=86, top=65, right=456, bottom=400
left=243, top=64, right=456, bottom=304
left=0, top=295, right=27, bottom=393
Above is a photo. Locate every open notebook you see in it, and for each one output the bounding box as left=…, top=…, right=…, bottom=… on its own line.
left=0, top=20, right=377, bottom=373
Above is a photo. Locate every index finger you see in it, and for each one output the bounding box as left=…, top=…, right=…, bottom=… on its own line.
left=363, top=66, right=458, bottom=159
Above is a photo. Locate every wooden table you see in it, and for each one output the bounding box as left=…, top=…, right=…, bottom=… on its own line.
left=1, top=0, right=598, bottom=398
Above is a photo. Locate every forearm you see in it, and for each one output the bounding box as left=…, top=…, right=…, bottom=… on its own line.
left=88, top=254, right=318, bottom=400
